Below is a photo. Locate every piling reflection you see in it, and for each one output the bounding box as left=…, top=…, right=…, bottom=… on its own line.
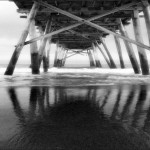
left=132, top=85, right=148, bottom=128
left=8, top=88, right=25, bottom=124
left=6, top=85, right=150, bottom=150
left=120, top=87, right=135, bottom=121
left=111, top=88, right=122, bottom=119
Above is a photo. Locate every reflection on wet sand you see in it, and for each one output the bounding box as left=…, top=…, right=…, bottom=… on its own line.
left=4, top=85, right=150, bottom=150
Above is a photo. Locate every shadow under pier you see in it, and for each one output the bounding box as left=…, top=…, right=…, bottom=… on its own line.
left=5, top=86, right=150, bottom=150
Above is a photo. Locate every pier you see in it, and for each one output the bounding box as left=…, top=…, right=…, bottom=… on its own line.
left=5, top=0, right=150, bottom=75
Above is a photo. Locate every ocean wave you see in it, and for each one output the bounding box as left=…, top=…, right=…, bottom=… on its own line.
left=0, top=68, right=150, bottom=87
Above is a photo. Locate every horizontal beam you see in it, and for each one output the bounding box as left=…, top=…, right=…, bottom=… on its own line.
left=54, top=22, right=119, bottom=26
left=52, top=40, right=96, bottom=43
left=52, top=33, right=102, bottom=36
left=52, top=14, right=132, bottom=20
left=68, top=50, right=88, bottom=52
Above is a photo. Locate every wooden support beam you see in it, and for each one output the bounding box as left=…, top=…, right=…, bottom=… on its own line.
left=60, top=48, right=66, bottom=67
left=87, top=51, right=93, bottom=67
left=38, top=26, right=44, bottom=67
left=46, top=39, right=51, bottom=68
left=61, top=49, right=66, bottom=67
left=4, top=2, right=39, bottom=75
left=36, top=1, right=150, bottom=51
left=43, top=38, right=51, bottom=72
left=56, top=47, right=64, bottom=67
left=132, top=10, right=149, bottom=75
left=42, top=48, right=48, bottom=72
left=88, top=50, right=96, bottom=67
left=142, top=0, right=150, bottom=45
left=29, top=19, right=39, bottom=74
left=90, top=50, right=96, bottom=67
left=95, top=41, right=111, bottom=68
left=54, top=42, right=59, bottom=67
left=56, top=47, right=62, bottom=67
left=100, top=37, right=117, bottom=68
left=92, top=43, right=102, bottom=67
left=38, top=16, right=53, bottom=68
left=119, top=19, right=140, bottom=74
left=62, top=50, right=68, bottom=66
left=114, top=35, right=125, bottom=68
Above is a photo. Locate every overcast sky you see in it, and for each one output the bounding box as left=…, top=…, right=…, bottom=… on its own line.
left=0, top=1, right=150, bottom=67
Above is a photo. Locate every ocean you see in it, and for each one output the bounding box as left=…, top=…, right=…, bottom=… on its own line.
left=0, top=65, right=150, bottom=150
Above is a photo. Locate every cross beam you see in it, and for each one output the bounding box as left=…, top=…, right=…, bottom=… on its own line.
left=24, top=1, right=150, bottom=51
left=36, top=1, right=150, bottom=51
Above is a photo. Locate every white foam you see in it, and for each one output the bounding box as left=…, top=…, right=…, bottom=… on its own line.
left=0, top=67, right=150, bottom=87
left=48, top=67, right=135, bottom=75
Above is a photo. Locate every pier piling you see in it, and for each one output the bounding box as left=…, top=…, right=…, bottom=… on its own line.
left=56, top=47, right=64, bottom=67
left=100, top=37, right=117, bottom=68
left=38, top=17, right=53, bottom=68
left=132, top=10, right=149, bottom=75
left=92, top=43, right=102, bottom=68
left=62, top=49, right=68, bottom=67
left=95, top=41, right=111, bottom=68
left=29, top=19, right=39, bottom=74
left=114, top=35, right=125, bottom=68
left=54, top=42, right=59, bottom=67
left=4, top=2, right=39, bottom=75
left=88, top=50, right=96, bottom=67
left=142, top=0, right=150, bottom=45
left=119, top=19, right=140, bottom=74
left=43, top=49, right=48, bottom=72
left=46, top=40, right=51, bottom=69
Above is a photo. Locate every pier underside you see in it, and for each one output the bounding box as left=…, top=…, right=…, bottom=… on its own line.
left=14, top=0, right=142, bottom=49
left=5, top=0, right=150, bottom=75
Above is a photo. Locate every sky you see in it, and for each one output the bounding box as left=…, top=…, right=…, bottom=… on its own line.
left=0, top=1, right=150, bottom=67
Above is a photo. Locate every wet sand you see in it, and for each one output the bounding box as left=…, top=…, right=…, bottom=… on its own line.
left=0, top=85, right=150, bottom=150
